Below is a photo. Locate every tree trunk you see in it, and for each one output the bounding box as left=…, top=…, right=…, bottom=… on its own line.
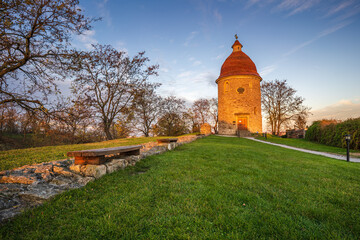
left=103, top=123, right=113, bottom=140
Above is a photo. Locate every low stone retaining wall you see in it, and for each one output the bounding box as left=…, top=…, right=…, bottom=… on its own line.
left=0, top=135, right=201, bottom=222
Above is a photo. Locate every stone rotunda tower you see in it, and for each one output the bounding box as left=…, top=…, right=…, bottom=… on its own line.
left=216, top=36, right=262, bottom=135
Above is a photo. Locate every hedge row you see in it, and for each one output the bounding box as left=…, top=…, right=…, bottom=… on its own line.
left=305, top=118, right=360, bottom=150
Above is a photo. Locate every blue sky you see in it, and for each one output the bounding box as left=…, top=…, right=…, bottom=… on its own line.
left=73, top=0, right=360, bottom=121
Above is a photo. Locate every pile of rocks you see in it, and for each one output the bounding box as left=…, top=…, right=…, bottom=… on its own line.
left=0, top=135, right=201, bottom=222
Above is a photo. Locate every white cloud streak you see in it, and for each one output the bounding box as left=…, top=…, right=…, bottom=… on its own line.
left=276, top=0, right=321, bottom=16
left=260, top=65, right=277, bottom=76
left=283, top=21, right=351, bottom=57
left=213, top=9, right=222, bottom=22
left=325, top=0, right=354, bottom=17
left=184, top=31, right=198, bottom=46
left=247, top=0, right=359, bottom=20
left=98, top=0, right=112, bottom=26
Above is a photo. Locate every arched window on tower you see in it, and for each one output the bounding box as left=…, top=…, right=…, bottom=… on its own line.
left=224, top=81, right=229, bottom=92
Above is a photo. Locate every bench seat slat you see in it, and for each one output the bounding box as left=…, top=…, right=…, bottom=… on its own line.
left=67, top=145, right=142, bottom=157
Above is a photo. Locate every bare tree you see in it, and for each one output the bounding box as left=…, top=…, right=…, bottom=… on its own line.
left=153, top=96, right=189, bottom=136
left=261, top=80, right=310, bottom=135
left=132, top=83, right=163, bottom=137
left=0, top=0, right=94, bottom=112
left=209, top=98, right=218, bottom=133
left=55, top=95, right=93, bottom=138
left=293, top=111, right=310, bottom=129
left=114, top=117, right=133, bottom=139
left=183, top=109, right=200, bottom=133
left=73, top=44, right=158, bottom=140
left=0, top=103, right=18, bottom=133
left=192, top=98, right=210, bottom=125
left=18, top=109, right=38, bottom=137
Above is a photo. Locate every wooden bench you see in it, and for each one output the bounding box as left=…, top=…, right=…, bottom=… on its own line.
left=67, top=145, right=142, bottom=165
left=157, top=138, right=178, bottom=144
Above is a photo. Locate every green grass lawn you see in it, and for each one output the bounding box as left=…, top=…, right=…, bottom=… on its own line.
left=255, top=135, right=360, bottom=157
left=1, top=136, right=359, bottom=239
left=0, top=136, right=189, bottom=171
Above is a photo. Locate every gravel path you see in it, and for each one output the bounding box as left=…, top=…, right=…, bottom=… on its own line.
left=244, top=137, right=360, bottom=163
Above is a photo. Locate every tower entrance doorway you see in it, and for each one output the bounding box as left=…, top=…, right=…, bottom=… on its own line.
left=237, top=117, right=248, bottom=130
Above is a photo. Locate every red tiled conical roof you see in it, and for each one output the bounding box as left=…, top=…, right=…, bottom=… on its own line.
left=218, top=40, right=261, bottom=79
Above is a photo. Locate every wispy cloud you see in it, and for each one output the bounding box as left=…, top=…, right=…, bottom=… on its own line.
left=335, top=3, right=360, bottom=21
left=245, top=0, right=271, bottom=9
left=247, top=0, right=360, bottom=21
left=177, top=71, right=193, bottom=79
left=246, top=0, right=261, bottom=8
left=77, top=30, right=98, bottom=50
left=276, top=0, right=321, bottom=16
left=192, top=0, right=224, bottom=34
left=97, top=0, right=112, bottom=26
left=213, top=9, right=222, bottom=22
left=184, top=31, right=198, bottom=47
left=324, top=0, right=354, bottom=17
left=260, top=65, right=277, bottom=77
left=283, top=21, right=351, bottom=57
left=193, top=61, right=202, bottom=66
left=309, top=99, right=360, bottom=123
left=159, top=70, right=217, bottom=102
left=177, top=71, right=217, bottom=86
left=318, top=21, right=351, bottom=37
left=188, top=57, right=202, bottom=66
left=160, top=67, right=169, bottom=73
left=212, top=54, right=224, bottom=60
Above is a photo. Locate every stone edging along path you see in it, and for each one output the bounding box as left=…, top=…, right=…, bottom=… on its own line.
left=0, top=135, right=204, bottom=222
left=244, top=137, right=360, bottom=163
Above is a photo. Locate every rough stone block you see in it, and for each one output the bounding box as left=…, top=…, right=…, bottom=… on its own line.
left=69, top=164, right=82, bottom=174
left=41, top=172, right=53, bottom=182
left=81, top=165, right=106, bottom=179
left=19, top=184, right=63, bottom=204
left=53, top=166, right=74, bottom=177
left=0, top=175, right=37, bottom=185
left=167, top=143, right=176, bottom=150
left=49, top=176, right=74, bottom=186
left=105, top=159, right=125, bottom=174
left=34, top=165, right=53, bottom=174
left=76, top=176, right=94, bottom=186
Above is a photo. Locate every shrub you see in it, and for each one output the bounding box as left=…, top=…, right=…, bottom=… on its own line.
left=305, top=118, right=360, bottom=150
left=305, top=121, right=321, bottom=142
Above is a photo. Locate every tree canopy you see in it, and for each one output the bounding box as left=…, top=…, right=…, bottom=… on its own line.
left=72, top=44, right=158, bottom=140
left=261, top=79, right=310, bottom=135
left=0, top=0, right=94, bottom=112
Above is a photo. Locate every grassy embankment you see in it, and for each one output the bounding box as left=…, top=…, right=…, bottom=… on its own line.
left=1, top=136, right=359, bottom=239
left=0, top=135, right=195, bottom=171
left=256, top=135, right=360, bottom=157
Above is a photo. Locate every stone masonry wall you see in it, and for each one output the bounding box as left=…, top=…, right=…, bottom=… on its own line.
left=0, top=135, right=202, bottom=222
left=217, top=75, right=262, bottom=135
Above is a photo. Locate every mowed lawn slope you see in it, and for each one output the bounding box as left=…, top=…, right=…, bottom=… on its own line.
left=1, top=136, right=359, bottom=239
